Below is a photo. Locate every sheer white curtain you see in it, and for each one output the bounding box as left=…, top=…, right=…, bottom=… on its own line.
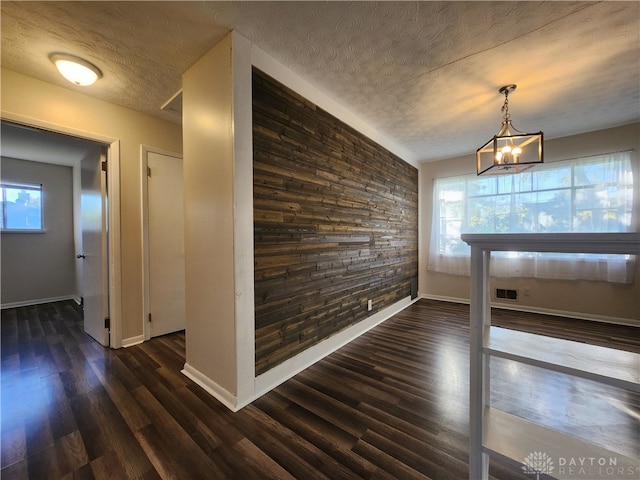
left=427, top=151, right=636, bottom=283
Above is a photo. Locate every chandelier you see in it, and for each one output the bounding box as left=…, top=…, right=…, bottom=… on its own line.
left=476, top=84, right=543, bottom=175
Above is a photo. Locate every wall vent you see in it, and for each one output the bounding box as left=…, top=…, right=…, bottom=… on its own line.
left=496, top=288, right=518, bottom=301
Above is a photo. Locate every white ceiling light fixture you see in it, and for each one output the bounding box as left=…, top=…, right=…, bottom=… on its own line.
left=476, top=84, right=543, bottom=175
left=50, top=53, right=102, bottom=86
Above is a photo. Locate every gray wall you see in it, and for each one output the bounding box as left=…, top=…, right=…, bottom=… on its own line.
left=1, top=157, right=76, bottom=305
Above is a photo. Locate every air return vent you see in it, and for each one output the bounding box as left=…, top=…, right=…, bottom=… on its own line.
left=496, top=288, right=518, bottom=301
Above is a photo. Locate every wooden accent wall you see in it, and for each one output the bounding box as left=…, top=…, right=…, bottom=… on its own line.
left=253, top=68, right=418, bottom=375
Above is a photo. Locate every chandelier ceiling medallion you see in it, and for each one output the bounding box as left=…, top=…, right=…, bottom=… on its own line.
left=476, top=84, right=543, bottom=175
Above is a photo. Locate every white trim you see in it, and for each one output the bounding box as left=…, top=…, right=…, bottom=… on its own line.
left=252, top=296, right=417, bottom=405
left=1, top=295, right=80, bottom=310
left=420, top=293, right=470, bottom=305
left=122, top=334, right=144, bottom=348
left=489, top=302, right=639, bottom=327
left=420, top=293, right=639, bottom=327
left=140, top=146, right=151, bottom=341
left=0, top=229, right=46, bottom=234
left=181, top=296, right=417, bottom=411
left=106, top=141, right=122, bottom=348
left=139, top=145, right=183, bottom=342
left=0, top=112, right=123, bottom=348
left=232, top=31, right=257, bottom=405
left=1, top=112, right=116, bottom=144
left=73, top=156, right=83, bottom=304
left=181, top=363, right=239, bottom=412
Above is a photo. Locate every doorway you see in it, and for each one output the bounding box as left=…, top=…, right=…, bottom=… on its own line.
left=142, top=146, right=186, bottom=339
left=0, top=118, right=122, bottom=347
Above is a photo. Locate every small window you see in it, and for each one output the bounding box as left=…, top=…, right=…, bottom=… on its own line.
left=0, top=182, right=43, bottom=231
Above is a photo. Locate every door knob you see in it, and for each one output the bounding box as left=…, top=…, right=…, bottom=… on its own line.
left=76, top=253, right=86, bottom=259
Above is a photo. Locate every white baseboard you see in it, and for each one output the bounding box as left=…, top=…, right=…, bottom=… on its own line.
left=420, top=293, right=469, bottom=305
left=489, top=302, right=639, bottom=327
left=181, top=296, right=419, bottom=412
left=181, top=363, right=239, bottom=412
left=420, top=293, right=639, bottom=327
left=1, top=295, right=80, bottom=310
left=251, top=296, right=418, bottom=406
left=122, top=335, right=144, bottom=348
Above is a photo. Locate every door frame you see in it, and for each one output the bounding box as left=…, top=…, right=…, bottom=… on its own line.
left=140, top=144, right=183, bottom=341
left=2, top=112, right=123, bottom=348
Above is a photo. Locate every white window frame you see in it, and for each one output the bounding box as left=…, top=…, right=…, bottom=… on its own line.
left=0, top=182, right=44, bottom=232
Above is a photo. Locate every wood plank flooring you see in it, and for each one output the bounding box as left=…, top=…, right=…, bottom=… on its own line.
left=1, top=299, right=638, bottom=479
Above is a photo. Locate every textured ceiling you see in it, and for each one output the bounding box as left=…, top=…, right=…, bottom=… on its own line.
left=1, top=1, right=639, bottom=163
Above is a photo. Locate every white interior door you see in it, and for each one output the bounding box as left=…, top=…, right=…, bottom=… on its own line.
left=147, top=150, right=185, bottom=337
left=80, top=148, right=109, bottom=345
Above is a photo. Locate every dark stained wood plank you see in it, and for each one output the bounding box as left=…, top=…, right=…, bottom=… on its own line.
left=0, top=424, right=26, bottom=472
left=23, top=444, right=61, bottom=480
left=229, top=437, right=297, bottom=480
left=45, top=373, right=79, bottom=441
left=54, top=431, right=90, bottom=475
left=2, top=299, right=638, bottom=479
left=67, top=392, right=112, bottom=463
left=134, top=422, right=227, bottom=479
left=231, top=405, right=337, bottom=480
left=87, top=359, right=151, bottom=433
left=0, top=460, right=29, bottom=480
left=256, top=394, right=377, bottom=479
left=87, top=450, right=129, bottom=480
left=253, top=67, right=418, bottom=375
left=350, top=437, right=432, bottom=480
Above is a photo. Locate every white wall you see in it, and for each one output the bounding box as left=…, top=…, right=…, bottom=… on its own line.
left=181, top=32, right=243, bottom=407
left=1, top=158, right=76, bottom=306
left=419, top=123, right=640, bottom=325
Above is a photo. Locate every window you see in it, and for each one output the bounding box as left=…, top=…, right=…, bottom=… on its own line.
left=428, top=151, right=635, bottom=283
left=0, top=182, right=43, bottom=231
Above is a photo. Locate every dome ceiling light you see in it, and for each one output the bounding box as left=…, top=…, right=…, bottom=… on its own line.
left=50, top=53, right=102, bottom=86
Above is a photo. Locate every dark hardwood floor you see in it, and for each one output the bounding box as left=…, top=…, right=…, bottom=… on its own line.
left=1, top=299, right=638, bottom=479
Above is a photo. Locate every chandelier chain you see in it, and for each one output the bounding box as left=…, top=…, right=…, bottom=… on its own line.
left=501, top=90, right=511, bottom=121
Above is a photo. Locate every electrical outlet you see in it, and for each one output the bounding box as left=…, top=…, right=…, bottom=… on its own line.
left=367, top=299, right=373, bottom=311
